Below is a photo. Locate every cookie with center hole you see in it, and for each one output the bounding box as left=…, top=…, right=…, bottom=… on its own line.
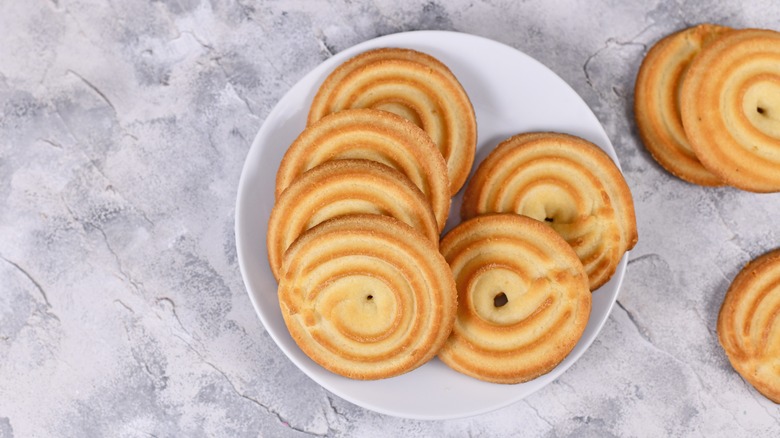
left=437, top=213, right=591, bottom=384
left=680, top=28, right=780, bottom=192
left=279, top=214, right=457, bottom=380
left=461, top=132, right=638, bottom=291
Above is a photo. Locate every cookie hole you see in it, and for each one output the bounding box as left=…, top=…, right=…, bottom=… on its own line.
left=544, top=217, right=554, bottom=223
left=366, top=295, right=373, bottom=301
left=493, top=292, right=508, bottom=308
left=757, top=107, right=766, bottom=115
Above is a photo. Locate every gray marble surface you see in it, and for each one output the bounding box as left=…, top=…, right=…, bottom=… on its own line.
left=2, top=0, right=780, bottom=436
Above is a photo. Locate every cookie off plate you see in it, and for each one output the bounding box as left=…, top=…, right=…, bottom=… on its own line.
left=235, top=30, right=628, bottom=420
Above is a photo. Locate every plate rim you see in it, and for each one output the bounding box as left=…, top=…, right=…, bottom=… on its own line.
left=235, top=29, right=627, bottom=420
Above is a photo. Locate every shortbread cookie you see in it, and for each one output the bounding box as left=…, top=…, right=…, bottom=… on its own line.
left=266, top=159, right=438, bottom=280
left=308, top=48, right=477, bottom=195
left=437, top=213, right=591, bottom=384
left=718, top=248, right=780, bottom=402
left=461, top=132, right=638, bottom=290
left=276, top=108, right=450, bottom=231
left=680, top=28, right=780, bottom=192
left=634, top=24, right=731, bottom=186
left=278, top=214, right=458, bottom=380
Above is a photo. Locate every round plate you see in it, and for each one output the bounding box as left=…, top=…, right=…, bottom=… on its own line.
left=235, top=30, right=627, bottom=420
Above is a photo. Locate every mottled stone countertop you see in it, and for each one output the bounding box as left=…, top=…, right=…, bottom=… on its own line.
left=2, top=1, right=780, bottom=436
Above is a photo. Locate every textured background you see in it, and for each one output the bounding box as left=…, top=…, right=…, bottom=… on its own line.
left=2, top=0, right=780, bottom=436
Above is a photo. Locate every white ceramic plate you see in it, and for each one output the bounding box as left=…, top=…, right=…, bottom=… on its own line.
left=235, top=30, right=627, bottom=420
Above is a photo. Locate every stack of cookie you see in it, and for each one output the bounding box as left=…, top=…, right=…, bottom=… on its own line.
left=268, top=47, right=637, bottom=383
left=461, top=132, right=638, bottom=292
left=635, top=25, right=780, bottom=192
left=439, top=132, right=636, bottom=383
left=268, top=48, right=475, bottom=380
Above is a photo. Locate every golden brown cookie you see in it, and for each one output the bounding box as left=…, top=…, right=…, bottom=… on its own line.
left=680, top=28, right=780, bottom=192
left=634, top=24, right=731, bottom=186
left=308, top=48, right=477, bottom=195
left=718, top=248, right=780, bottom=403
left=276, top=108, right=450, bottom=231
left=437, top=213, right=591, bottom=384
left=278, top=214, right=458, bottom=380
left=266, top=159, right=438, bottom=280
left=461, top=132, right=638, bottom=291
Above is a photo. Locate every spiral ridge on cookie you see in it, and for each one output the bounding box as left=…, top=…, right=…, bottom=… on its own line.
left=680, top=28, right=780, bottom=192
left=276, top=108, right=450, bottom=231
left=634, top=24, right=731, bottom=186
left=308, top=48, right=477, bottom=195
left=461, top=132, right=638, bottom=291
left=278, top=215, right=458, bottom=380
left=437, top=214, right=591, bottom=384
left=266, top=159, right=438, bottom=280
left=718, top=248, right=780, bottom=402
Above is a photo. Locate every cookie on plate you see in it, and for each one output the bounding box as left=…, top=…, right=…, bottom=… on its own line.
left=634, top=24, right=731, bottom=186
left=266, top=159, right=438, bottom=280
left=308, top=48, right=476, bottom=195
left=278, top=214, right=457, bottom=380
left=680, top=28, right=780, bottom=192
left=276, top=108, right=450, bottom=231
left=718, top=248, right=780, bottom=402
left=461, top=132, right=638, bottom=290
left=437, top=213, right=591, bottom=384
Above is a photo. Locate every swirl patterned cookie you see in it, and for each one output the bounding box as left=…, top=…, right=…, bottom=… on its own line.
left=634, top=24, right=731, bottom=186
left=278, top=214, right=457, bottom=380
left=308, top=48, right=477, bottom=195
left=276, top=108, right=450, bottom=231
left=437, top=213, right=591, bottom=384
left=718, top=248, right=780, bottom=403
left=266, top=159, right=438, bottom=280
left=461, top=132, right=638, bottom=291
left=680, top=28, right=780, bottom=192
